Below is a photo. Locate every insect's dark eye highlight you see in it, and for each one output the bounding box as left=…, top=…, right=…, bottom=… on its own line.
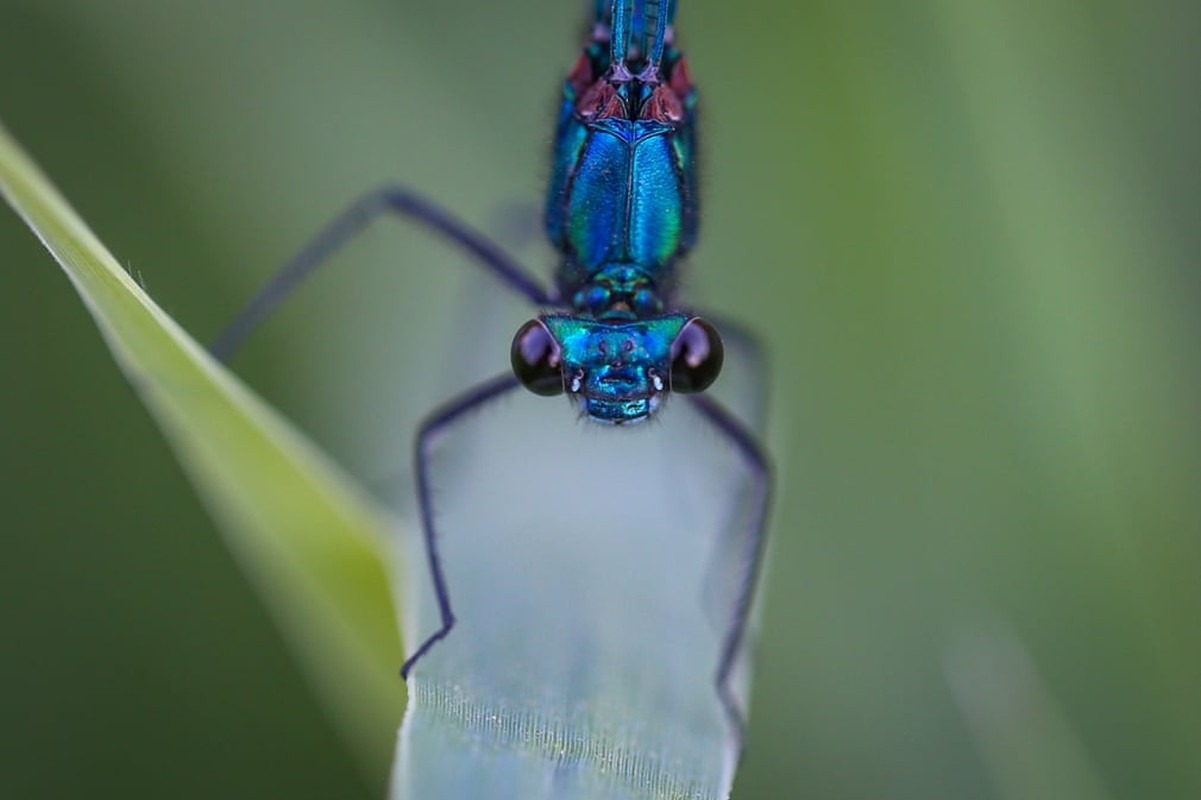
left=670, top=318, right=723, bottom=393
left=511, top=320, right=565, bottom=396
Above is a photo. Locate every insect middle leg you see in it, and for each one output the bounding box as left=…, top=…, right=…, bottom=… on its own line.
left=210, top=184, right=553, bottom=361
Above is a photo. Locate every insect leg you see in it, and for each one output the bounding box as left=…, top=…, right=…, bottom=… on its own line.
left=210, top=185, right=554, bottom=361
left=400, top=372, right=522, bottom=678
left=686, top=394, right=773, bottom=749
left=691, top=311, right=770, bottom=435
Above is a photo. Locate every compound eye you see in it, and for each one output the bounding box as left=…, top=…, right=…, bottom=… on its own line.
left=511, top=320, right=564, bottom=396
left=670, top=317, right=724, bottom=393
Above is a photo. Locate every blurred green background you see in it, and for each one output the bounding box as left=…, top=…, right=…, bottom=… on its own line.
left=2, top=1, right=1198, bottom=798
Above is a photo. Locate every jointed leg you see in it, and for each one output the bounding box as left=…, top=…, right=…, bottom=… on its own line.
left=687, top=394, right=773, bottom=749
left=401, top=373, right=523, bottom=678
left=211, top=185, right=553, bottom=361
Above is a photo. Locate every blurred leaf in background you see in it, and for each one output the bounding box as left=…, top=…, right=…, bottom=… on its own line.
left=0, top=118, right=404, bottom=786
left=1, top=1, right=1197, bottom=799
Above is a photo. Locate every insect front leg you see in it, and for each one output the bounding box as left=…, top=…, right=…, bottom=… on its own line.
left=401, top=373, right=522, bottom=678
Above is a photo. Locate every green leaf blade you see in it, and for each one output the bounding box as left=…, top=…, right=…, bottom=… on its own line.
left=0, top=120, right=405, bottom=778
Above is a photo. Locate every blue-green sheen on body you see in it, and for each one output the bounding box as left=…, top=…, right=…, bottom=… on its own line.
left=544, top=59, right=698, bottom=306
left=533, top=22, right=704, bottom=424
left=560, top=119, right=683, bottom=276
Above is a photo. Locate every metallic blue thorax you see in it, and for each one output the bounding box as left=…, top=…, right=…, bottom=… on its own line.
left=544, top=32, right=699, bottom=313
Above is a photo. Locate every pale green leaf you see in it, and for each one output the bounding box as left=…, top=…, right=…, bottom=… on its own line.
left=0, top=121, right=405, bottom=778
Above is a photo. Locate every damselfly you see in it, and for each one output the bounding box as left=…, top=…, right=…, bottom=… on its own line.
left=212, top=0, right=771, bottom=744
